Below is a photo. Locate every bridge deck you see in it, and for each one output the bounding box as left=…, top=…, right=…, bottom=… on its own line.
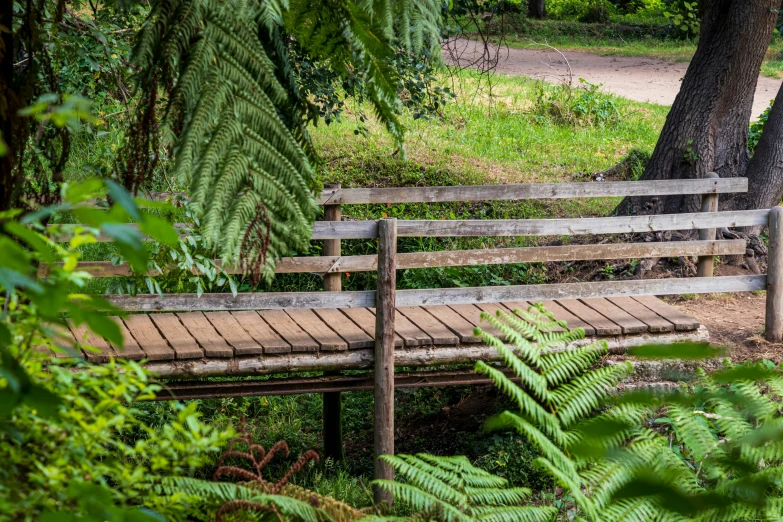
left=62, top=296, right=701, bottom=365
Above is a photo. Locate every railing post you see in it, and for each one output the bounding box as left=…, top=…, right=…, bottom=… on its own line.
left=374, top=218, right=397, bottom=508
left=697, top=172, right=720, bottom=277
left=766, top=207, right=783, bottom=342
left=322, top=183, right=344, bottom=462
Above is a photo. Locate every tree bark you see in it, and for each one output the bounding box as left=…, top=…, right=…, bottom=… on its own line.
left=736, top=83, right=783, bottom=214
left=0, top=0, right=19, bottom=212
left=528, top=0, right=545, bottom=19
left=615, top=0, right=778, bottom=218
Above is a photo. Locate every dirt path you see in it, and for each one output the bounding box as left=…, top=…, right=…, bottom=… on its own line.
left=447, top=39, right=782, bottom=117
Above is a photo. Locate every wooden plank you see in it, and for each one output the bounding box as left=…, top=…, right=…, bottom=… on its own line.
left=606, top=297, right=674, bottom=333
left=397, top=307, right=459, bottom=345
left=475, top=302, right=518, bottom=341
left=231, top=311, right=291, bottom=354
left=313, top=308, right=374, bottom=349
left=147, top=179, right=748, bottom=207
left=144, top=326, right=710, bottom=379
left=535, top=301, right=594, bottom=335
left=767, top=207, right=783, bottom=341
left=56, top=240, right=747, bottom=277
left=123, top=314, right=175, bottom=361
left=499, top=301, right=567, bottom=333
left=205, top=312, right=263, bottom=355
left=449, top=303, right=506, bottom=340
left=422, top=305, right=481, bottom=343
left=316, top=178, right=748, bottom=205
left=286, top=309, right=348, bottom=351
left=109, top=317, right=146, bottom=360
left=631, top=296, right=700, bottom=331
left=104, top=290, right=376, bottom=312
left=322, top=185, right=344, bottom=462
left=176, top=312, right=234, bottom=358
left=374, top=218, right=396, bottom=505
left=150, top=313, right=204, bottom=359
left=395, top=275, right=767, bottom=307
left=369, top=307, right=432, bottom=347
left=259, top=310, right=319, bottom=352
left=312, top=221, right=377, bottom=240
left=580, top=298, right=648, bottom=334
left=67, top=319, right=114, bottom=362
left=341, top=308, right=404, bottom=347
left=697, top=173, right=720, bottom=277
left=391, top=210, right=769, bottom=238
left=557, top=300, right=622, bottom=336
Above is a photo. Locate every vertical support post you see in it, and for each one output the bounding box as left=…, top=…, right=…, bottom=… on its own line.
left=322, top=183, right=344, bottom=462
left=697, top=172, right=720, bottom=278
left=766, top=207, right=783, bottom=342
left=374, top=218, right=397, bottom=508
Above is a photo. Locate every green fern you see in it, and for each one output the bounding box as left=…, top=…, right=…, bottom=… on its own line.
left=473, top=302, right=673, bottom=520
left=371, top=453, right=556, bottom=522
left=476, top=302, right=783, bottom=520
left=123, top=0, right=442, bottom=280
left=160, top=476, right=331, bottom=521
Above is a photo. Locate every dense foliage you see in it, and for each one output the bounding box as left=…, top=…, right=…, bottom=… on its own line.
left=0, top=181, right=230, bottom=520
left=122, top=0, right=443, bottom=281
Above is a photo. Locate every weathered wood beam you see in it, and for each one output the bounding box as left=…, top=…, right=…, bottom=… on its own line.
left=102, top=275, right=764, bottom=312
left=697, top=173, right=720, bottom=277
left=766, top=207, right=783, bottom=342
left=316, top=178, right=749, bottom=205
left=47, top=240, right=747, bottom=278
left=139, top=326, right=709, bottom=378
left=374, top=218, right=396, bottom=506
left=395, top=275, right=766, bottom=307
left=46, top=210, right=769, bottom=242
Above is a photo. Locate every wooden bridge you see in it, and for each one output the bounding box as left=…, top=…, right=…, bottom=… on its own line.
left=52, top=175, right=783, bottom=502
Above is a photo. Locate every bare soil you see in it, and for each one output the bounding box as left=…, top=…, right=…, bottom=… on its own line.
left=667, top=290, right=783, bottom=363
left=446, top=38, right=782, bottom=117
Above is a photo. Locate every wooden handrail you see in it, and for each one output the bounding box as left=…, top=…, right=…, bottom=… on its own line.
left=103, top=178, right=748, bottom=208
left=99, top=274, right=765, bottom=312
left=315, top=177, right=747, bottom=205
left=44, top=240, right=747, bottom=278
left=46, top=209, right=771, bottom=242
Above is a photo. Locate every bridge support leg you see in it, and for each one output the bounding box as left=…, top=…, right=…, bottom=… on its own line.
left=322, top=183, right=345, bottom=462
left=766, top=207, right=783, bottom=342
left=697, top=172, right=720, bottom=277
left=374, top=218, right=397, bottom=507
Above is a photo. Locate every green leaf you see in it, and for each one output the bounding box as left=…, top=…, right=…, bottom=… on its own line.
left=106, top=179, right=142, bottom=222
left=626, top=342, right=721, bottom=360
left=139, top=214, right=179, bottom=246
left=0, top=323, right=10, bottom=347
left=4, top=221, right=56, bottom=262
left=712, top=363, right=778, bottom=383
left=63, top=177, right=105, bottom=205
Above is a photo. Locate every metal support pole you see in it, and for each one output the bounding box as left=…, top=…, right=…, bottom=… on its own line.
left=374, top=218, right=397, bottom=507
left=766, top=206, right=783, bottom=342
left=697, top=172, right=720, bottom=277
left=322, top=183, right=344, bottom=462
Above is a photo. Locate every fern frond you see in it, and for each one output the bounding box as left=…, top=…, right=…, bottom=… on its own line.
left=549, top=363, right=633, bottom=427
left=372, top=480, right=469, bottom=521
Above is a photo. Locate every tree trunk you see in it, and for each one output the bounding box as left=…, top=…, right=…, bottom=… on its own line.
left=0, top=0, right=18, bottom=212
left=615, top=0, right=778, bottom=218
left=736, top=83, right=783, bottom=213
left=528, top=0, right=545, bottom=19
